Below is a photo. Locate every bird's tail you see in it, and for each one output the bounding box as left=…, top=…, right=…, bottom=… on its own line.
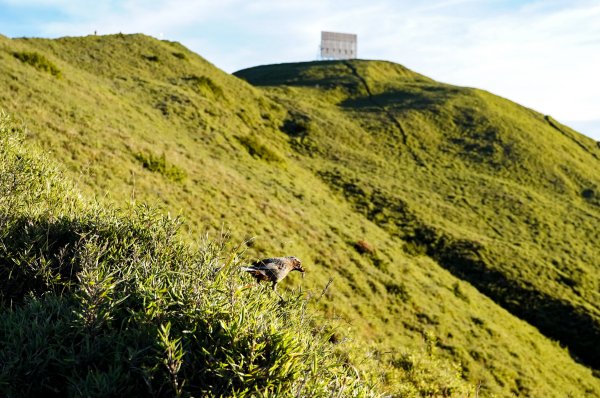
left=239, top=266, right=255, bottom=272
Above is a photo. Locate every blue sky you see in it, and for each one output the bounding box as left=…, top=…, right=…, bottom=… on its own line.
left=1, top=0, right=599, bottom=140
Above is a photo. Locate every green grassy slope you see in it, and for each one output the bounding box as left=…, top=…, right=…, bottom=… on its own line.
left=0, top=112, right=376, bottom=397
left=0, top=34, right=599, bottom=397
left=235, top=60, right=600, bottom=372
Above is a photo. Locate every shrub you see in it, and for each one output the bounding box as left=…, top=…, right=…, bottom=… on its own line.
left=384, top=281, right=410, bottom=301
left=355, top=239, right=376, bottom=255
left=0, top=212, right=378, bottom=396
left=236, top=135, right=285, bottom=164
left=135, top=151, right=187, bottom=182
left=281, top=112, right=312, bottom=138
left=172, top=52, right=187, bottom=60
left=142, top=54, right=159, bottom=62
left=581, top=188, right=594, bottom=199
left=12, top=51, right=62, bottom=77
left=356, top=331, right=471, bottom=398
left=182, top=75, right=224, bottom=98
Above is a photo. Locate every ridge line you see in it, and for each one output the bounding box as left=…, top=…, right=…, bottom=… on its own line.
left=343, top=61, right=424, bottom=167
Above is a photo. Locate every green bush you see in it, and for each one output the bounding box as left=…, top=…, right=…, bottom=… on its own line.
left=135, top=151, right=187, bottom=182
left=172, top=52, right=187, bottom=60
left=12, top=51, right=62, bottom=77
left=142, top=54, right=159, bottom=62
left=236, top=135, right=285, bottom=164
left=0, top=213, right=376, bottom=396
left=182, top=75, right=224, bottom=97
left=281, top=112, right=312, bottom=138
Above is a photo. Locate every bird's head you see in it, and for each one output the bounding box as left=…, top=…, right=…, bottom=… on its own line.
left=289, top=256, right=305, bottom=277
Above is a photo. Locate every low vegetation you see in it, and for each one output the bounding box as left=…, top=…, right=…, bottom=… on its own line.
left=12, top=50, right=61, bottom=77
left=236, top=134, right=285, bottom=164
left=135, top=150, right=187, bottom=182
left=1, top=33, right=599, bottom=397
left=0, top=113, right=377, bottom=397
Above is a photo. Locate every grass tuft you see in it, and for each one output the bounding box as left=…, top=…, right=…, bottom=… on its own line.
left=12, top=51, right=62, bottom=77
left=135, top=151, right=187, bottom=182
left=236, top=134, right=285, bottom=164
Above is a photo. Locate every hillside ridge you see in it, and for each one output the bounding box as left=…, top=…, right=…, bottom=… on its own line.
left=1, top=33, right=599, bottom=397
left=237, top=58, right=600, bottom=369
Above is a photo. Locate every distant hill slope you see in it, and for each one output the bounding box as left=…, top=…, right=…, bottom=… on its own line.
left=236, top=60, right=600, bottom=369
left=1, top=33, right=599, bottom=397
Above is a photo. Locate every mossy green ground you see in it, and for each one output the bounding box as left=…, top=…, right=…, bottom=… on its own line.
left=1, top=33, right=599, bottom=397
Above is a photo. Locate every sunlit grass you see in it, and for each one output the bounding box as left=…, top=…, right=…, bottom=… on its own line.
left=0, top=113, right=380, bottom=397
left=0, top=33, right=599, bottom=397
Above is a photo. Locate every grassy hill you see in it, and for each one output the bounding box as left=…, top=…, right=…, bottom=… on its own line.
left=0, top=33, right=599, bottom=397
left=235, top=60, right=600, bottom=368
left=0, top=112, right=377, bottom=397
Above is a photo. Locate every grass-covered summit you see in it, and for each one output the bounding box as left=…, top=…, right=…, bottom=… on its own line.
left=1, top=33, right=599, bottom=397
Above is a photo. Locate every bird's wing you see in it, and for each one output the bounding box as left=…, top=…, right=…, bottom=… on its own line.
left=240, top=267, right=272, bottom=281
left=251, top=258, right=287, bottom=270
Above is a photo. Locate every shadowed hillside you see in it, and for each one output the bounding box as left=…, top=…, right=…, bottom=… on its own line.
left=1, top=33, right=599, bottom=397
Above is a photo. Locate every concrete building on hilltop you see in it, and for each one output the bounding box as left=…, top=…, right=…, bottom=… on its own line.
left=320, top=31, right=357, bottom=60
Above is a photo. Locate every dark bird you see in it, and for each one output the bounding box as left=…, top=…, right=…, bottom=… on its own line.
left=241, top=257, right=304, bottom=296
